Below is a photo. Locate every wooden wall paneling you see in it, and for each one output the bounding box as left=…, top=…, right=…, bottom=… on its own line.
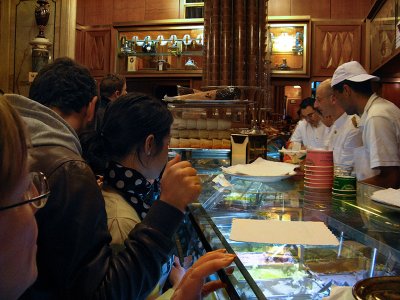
left=113, top=0, right=146, bottom=23
left=75, top=28, right=85, bottom=65
left=331, top=0, right=373, bottom=19
left=83, top=28, right=111, bottom=77
left=381, top=82, right=400, bottom=108
left=76, top=0, right=84, bottom=25
left=268, top=0, right=291, bottom=16
left=84, top=0, right=113, bottom=25
left=144, top=0, right=180, bottom=21
left=109, top=26, right=118, bottom=73
left=290, top=0, right=330, bottom=18
left=312, top=21, right=362, bottom=77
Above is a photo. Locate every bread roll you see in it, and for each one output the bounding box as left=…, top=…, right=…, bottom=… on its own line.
left=186, top=119, right=197, bottom=129
left=173, top=118, right=187, bottom=129
left=221, top=139, right=231, bottom=149
left=188, top=130, right=199, bottom=139
left=189, top=138, right=200, bottom=148
left=218, top=130, right=231, bottom=140
left=206, top=119, right=218, bottom=130
left=197, top=119, right=207, bottom=130
left=208, top=130, right=219, bottom=139
left=212, top=139, right=222, bottom=149
left=171, top=129, right=180, bottom=138
left=200, top=139, right=212, bottom=148
left=217, top=119, right=231, bottom=130
left=198, top=130, right=209, bottom=139
left=179, top=129, right=189, bottom=138
left=179, top=138, right=190, bottom=148
left=170, top=138, right=179, bottom=148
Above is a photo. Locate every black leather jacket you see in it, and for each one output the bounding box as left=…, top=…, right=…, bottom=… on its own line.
left=21, top=145, right=183, bottom=300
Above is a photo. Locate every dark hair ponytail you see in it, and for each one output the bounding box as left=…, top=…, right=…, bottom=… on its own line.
left=80, top=129, right=109, bottom=176
left=81, top=92, right=173, bottom=175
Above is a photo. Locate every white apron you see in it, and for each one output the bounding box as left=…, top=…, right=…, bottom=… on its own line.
left=354, top=95, right=382, bottom=181
left=353, top=146, right=379, bottom=181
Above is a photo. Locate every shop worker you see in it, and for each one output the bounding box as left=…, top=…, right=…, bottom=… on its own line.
left=331, top=61, right=400, bottom=188
left=6, top=57, right=210, bottom=299
left=314, top=78, right=362, bottom=168
left=289, top=97, right=329, bottom=149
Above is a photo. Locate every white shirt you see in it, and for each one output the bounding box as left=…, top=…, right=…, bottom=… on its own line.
left=290, top=119, right=328, bottom=149
left=360, top=93, right=400, bottom=169
left=325, top=113, right=362, bottom=167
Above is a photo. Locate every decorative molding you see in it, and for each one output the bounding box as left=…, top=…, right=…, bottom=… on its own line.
left=312, top=22, right=362, bottom=76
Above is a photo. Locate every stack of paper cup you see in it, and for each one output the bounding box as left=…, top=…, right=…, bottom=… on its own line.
left=332, top=166, right=357, bottom=200
left=303, top=149, right=334, bottom=210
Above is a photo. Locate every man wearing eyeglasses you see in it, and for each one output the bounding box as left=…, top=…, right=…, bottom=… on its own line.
left=288, top=97, right=329, bottom=149
left=314, top=79, right=362, bottom=169
left=8, top=57, right=201, bottom=299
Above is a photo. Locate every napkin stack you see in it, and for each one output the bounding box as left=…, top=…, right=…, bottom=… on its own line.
left=221, top=157, right=298, bottom=177
left=371, top=188, right=400, bottom=208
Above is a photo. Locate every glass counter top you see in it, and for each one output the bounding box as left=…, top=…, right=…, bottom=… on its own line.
left=188, top=174, right=400, bottom=299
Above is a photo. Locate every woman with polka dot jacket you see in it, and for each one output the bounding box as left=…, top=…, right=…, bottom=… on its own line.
left=80, top=93, right=184, bottom=299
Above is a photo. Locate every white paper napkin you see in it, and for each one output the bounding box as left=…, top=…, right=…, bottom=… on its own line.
left=221, top=157, right=298, bottom=177
left=230, top=219, right=339, bottom=246
left=370, top=188, right=400, bottom=208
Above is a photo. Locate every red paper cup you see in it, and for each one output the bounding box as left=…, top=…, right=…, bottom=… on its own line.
left=305, top=149, right=334, bottom=166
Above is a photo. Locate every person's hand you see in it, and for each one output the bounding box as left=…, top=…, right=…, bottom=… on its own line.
left=160, top=154, right=201, bottom=212
left=171, top=249, right=236, bottom=300
left=169, top=256, right=186, bottom=288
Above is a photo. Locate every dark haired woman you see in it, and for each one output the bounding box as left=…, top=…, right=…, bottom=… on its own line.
left=81, top=92, right=183, bottom=298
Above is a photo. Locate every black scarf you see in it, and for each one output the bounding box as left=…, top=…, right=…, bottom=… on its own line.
left=104, top=161, right=161, bottom=220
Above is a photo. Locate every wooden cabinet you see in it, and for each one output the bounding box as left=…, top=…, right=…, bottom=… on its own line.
left=113, top=20, right=204, bottom=96
left=367, top=0, right=400, bottom=108
left=268, top=0, right=373, bottom=18
left=75, top=26, right=112, bottom=77
left=312, top=21, right=363, bottom=77
left=367, top=0, right=399, bottom=73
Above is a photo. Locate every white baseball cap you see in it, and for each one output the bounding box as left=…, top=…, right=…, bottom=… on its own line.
left=331, top=61, right=379, bottom=87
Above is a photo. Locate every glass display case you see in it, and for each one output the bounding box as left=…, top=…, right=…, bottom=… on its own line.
left=267, top=17, right=310, bottom=77
left=167, top=99, right=253, bottom=150
left=188, top=174, right=400, bottom=299
left=115, top=19, right=204, bottom=75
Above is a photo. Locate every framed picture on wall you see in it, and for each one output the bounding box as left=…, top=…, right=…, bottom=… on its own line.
left=267, top=17, right=311, bottom=77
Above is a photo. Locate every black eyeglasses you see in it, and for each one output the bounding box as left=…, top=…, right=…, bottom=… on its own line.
left=0, top=172, right=50, bottom=212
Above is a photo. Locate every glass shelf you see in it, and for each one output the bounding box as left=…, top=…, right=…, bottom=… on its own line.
left=115, top=20, right=204, bottom=74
